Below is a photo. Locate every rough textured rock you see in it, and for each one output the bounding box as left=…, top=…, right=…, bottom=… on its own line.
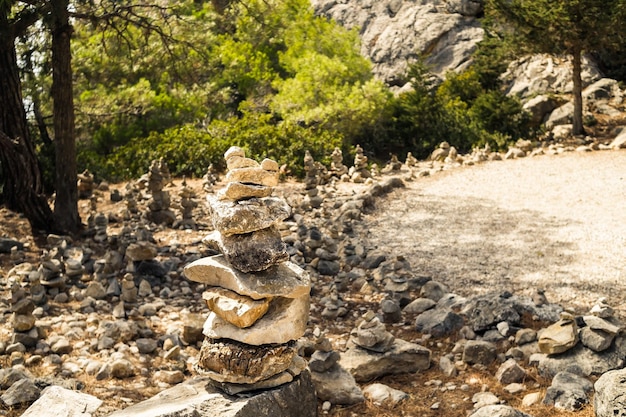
left=543, top=371, right=593, bottom=411
left=196, top=339, right=297, bottom=384
left=595, top=367, right=626, bottom=417
left=501, top=53, right=601, bottom=99
left=530, top=338, right=626, bottom=379
left=21, top=386, right=102, bottom=417
left=538, top=317, right=579, bottom=355
left=107, top=374, right=317, bottom=417
left=207, top=196, right=290, bottom=236
left=310, top=364, right=365, bottom=405
left=415, top=308, right=464, bottom=337
left=184, top=255, right=310, bottom=300
left=469, top=405, right=535, bottom=417
left=363, top=383, right=408, bottom=406
left=312, top=0, right=484, bottom=84
left=463, top=340, right=497, bottom=366
left=340, top=338, right=431, bottom=382
left=0, top=378, right=41, bottom=406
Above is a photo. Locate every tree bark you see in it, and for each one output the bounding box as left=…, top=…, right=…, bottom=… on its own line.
left=51, top=0, right=81, bottom=233
left=0, top=20, right=55, bottom=234
left=571, top=45, right=585, bottom=136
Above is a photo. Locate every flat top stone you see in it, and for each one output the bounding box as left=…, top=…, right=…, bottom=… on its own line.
left=184, top=255, right=310, bottom=300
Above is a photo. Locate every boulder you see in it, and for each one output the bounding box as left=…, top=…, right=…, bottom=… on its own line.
left=21, top=386, right=102, bottom=417
left=339, top=339, right=431, bottom=382
left=310, top=365, right=364, bottom=405
left=595, top=367, right=626, bottom=417
left=415, top=308, right=464, bottom=337
left=543, top=372, right=593, bottom=411
left=106, top=374, right=317, bottom=417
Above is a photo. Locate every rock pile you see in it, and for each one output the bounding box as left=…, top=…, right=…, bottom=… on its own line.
left=77, top=169, right=95, bottom=199
left=184, top=146, right=315, bottom=408
left=202, top=163, right=218, bottom=193
left=146, top=159, right=176, bottom=225
left=173, top=177, right=198, bottom=229
left=303, top=150, right=323, bottom=209
left=349, top=144, right=371, bottom=183
left=330, top=147, right=348, bottom=179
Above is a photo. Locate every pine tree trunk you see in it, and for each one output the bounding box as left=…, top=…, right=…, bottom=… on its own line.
left=0, top=23, right=55, bottom=234
left=572, top=46, right=585, bottom=136
left=51, top=0, right=81, bottom=234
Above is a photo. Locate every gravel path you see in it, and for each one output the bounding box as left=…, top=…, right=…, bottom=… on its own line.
left=361, top=150, right=626, bottom=313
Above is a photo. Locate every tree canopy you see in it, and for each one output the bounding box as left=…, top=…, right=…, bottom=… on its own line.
left=485, top=0, right=626, bottom=135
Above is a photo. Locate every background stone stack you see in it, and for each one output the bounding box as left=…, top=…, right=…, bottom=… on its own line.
left=146, top=159, right=176, bottom=225
left=184, top=147, right=314, bottom=400
left=349, top=144, right=371, bottom=183
left=303, top=150, right=323, bottom=209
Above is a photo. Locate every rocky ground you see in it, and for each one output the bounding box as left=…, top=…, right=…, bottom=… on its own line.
left=0, top=138, right=625, bottom=417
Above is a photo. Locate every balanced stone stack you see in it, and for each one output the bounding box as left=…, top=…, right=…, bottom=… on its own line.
left=348, top=144, right=371, bottom=183
left=330, top=147, right=348, bottom=179
left=184, top=146, right=313, bottom=399
left=77, top=169, right=95, bottom=199
left=202, top=163, right=218, bottom=193
left=174, top=177, right=198, bottom=229
left=303, top=150, right=323, bottom=209
left=146, top=159, right=176, bottom=225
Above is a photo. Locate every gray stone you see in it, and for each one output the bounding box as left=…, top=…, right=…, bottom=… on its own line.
left=207, top=196, right=290, bottom=236
left=1, top=378, right=41, bottom=406
left=308, top=350, right=340, bottom=373
left=310, top=365, right=364, bottom=405
left=403, top=298, right=436, bottom=314
left=84, top=282, right=106, bottom=300
left=51, top=338, right=72, bottom=354
left=339, top=339, right=431, bottom=382
left=110, top=358, right=135, bottom=379
left=463, top=340, right=497, bottom=366
left=595, top=367, right=626, bottom=417
left=610, top=129, right=626, bottom=149
left=184, top=255, right=310, bottom=300
left=472, top=392, right=500, bottom=408
left=21, top=385, right=102, bottom=417
left=522, top=94, right=558, bottom=127
left=363, top=383, right=408, bottom=406
left=495, top=359, right=527, bottom=384
left=415, top=308, right=464, bottom=337
left=461, top=293, right=520, bottom=332
left=515, top=328, right=537, bottom=345
left=205, top=227, right=288, bottom=273
left=154, top=370, right=185, bottom=385
left=580, top=327, right=614, bottom=352
left=362, top=251, right=386, bottom=269
left=317, top=260, right=340, bottom=276
left=136, top=338, right=158, bottom=354
left=107, top=374, right=317, bottom=417
left=125, top=242, right=158, bottom=261
left=543, top=371, right=593, bottom=411
left=312, top=0, right=484, bottom=83
left=0, top=368, right=32, bottom=389
left=530, top=338, right=626, bottom=379
left=420, top=280, right=448, bottom=302
left=469, top=405, right=534, bottom=417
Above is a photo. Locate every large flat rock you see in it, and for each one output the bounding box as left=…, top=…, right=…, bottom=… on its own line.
left=106, top=374, right=317, bottom=417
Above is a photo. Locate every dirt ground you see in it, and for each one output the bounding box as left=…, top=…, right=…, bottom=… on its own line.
left=361, top=150, right=626, bottom=314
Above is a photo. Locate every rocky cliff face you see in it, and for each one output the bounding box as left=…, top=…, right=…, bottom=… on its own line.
left=311, top=0, right=484, bottom=86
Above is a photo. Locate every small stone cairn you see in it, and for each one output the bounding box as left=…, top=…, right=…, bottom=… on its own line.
left=348, top=144, right=371, bottom=183
left=202, top=163, right=218, bottom=193
left=146, top=159, right=176, bottom=225
left=77, top=169, right=95, bottom=199
left=330, top=147, right=349, bottom=179
left=184, top=146, right=314, bottom=399
left=173, top=177, right=198, bottom=229
left=405, top=152, right=418, bottom=168
left=303, top=150, right=323, bottom=209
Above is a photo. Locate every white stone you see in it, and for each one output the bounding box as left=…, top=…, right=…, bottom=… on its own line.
left=184, top=255, right=310, bottom=300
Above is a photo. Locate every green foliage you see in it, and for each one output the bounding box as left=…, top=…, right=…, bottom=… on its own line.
left=382, top=62, right=530, bottom=158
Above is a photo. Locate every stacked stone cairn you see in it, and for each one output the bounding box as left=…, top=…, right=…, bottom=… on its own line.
left=184, top=146, right=313, bottom=398
left=146, top=159, right=176, bottom=225
left=303, top=150, right=323, bottom=209
left=381, top=154, right=403, bottom=174
left=77, top=169, right=95, bottom=199
left=329, top=147, right=349, bottom=179
left=202, top=163, right=218, bottom=193
left=405, top=151, right=418, bottom=168
left=348, top=144, right=371, bottom=183
left=173, top=177, right=198, bottom=229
